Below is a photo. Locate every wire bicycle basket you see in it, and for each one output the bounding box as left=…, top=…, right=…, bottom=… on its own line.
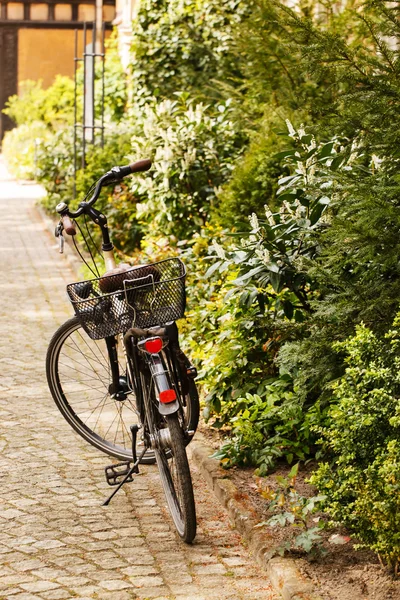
left=67, top=258, right=186, bottom=340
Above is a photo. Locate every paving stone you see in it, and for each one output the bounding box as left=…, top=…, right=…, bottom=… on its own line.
left=100, top=579, right=133, bottom=591
left=129, top=575, right=165, bottom=588
left=134, top=588, right=168, bottom=599
left=40, top=590, right=72, bottom=600
left=20, top=580, right=61, bottom=592
left=122, top=565, right=160, bottom=577
left=193, top=563, right=227, bottom=575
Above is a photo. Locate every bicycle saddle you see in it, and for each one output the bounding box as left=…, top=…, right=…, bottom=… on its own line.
left=99, top=263, right=161, bottom=293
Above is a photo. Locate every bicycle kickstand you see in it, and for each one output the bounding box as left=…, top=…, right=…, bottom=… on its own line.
left=103, top=425, right=146, bottom=506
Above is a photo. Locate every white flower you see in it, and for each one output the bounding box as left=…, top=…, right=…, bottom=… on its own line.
left=285, top=119, right=296, bottom=138
left=371, top=154, right=383, bottom=171
left=294, top=199, right=305, bottom=219
left=264, top=204, right=276, bottom=226
left=298, top=124, right=306, bottom=138
left=249, top=212, right=260, bottom=232
left=297, top=161, right=307, bottom=176
left=255, top=247, right=270, bottom=264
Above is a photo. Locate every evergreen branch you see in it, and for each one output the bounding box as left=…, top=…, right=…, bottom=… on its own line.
left=358, top=15, right=397, bottom=74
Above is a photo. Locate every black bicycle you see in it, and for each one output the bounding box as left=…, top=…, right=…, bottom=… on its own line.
left=46, top=159, right=199, bottom=543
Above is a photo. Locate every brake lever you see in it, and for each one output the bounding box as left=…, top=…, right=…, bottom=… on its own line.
left=55, top=222, right=65, bottom=254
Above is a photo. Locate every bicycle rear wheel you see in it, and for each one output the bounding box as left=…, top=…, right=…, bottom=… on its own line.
left=154, top=413, right=196, bottom=543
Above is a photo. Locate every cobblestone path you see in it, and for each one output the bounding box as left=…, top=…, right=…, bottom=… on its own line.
left=0, top=161, right=277, bottom=600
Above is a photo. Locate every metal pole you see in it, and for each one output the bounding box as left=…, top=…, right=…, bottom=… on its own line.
left=101, top=21, right=105, bottom=148
left=82, top=22, right=87, bottom=169
left=91, top=20, right=96, bottom=144
left=73, top=28, right=78, bottom=197
left=95, top=0, right=103, bottom=54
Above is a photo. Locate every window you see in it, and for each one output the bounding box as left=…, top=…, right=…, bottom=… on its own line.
left=30, top=3, right=49, bottom=20
left=54, top=4, right=72, bottom=20
left=103, top=5, right=115, bottom=21
left=7, top=2, right=24, bottom=19
left=78, top=4, right=95, bottom=21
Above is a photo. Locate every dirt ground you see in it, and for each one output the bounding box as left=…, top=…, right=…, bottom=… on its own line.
left=199, top=424, right=400, bottom=600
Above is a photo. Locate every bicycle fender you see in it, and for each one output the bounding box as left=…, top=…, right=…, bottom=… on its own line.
left=158, top=399, right=180, bottom=416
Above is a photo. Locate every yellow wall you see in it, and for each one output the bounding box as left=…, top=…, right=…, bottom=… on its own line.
left=18, top=28, right=110, bottom=90
left=18, top=29, right=79, bottom=88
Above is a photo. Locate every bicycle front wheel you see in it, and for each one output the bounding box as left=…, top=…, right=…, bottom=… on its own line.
left=154, top=413, right=196, bottom=543
left=46, top=316, right=149, bottom=462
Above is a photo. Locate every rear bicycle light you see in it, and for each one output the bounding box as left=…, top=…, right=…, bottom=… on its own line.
left=159, top=389, right=177, bottom=404
left=144, top=337, right=163, bottom=353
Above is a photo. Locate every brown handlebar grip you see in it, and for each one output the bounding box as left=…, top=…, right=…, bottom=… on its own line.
left=129, top=159, right=152, bottom=173
left=62, top=215, right=77, bottom=236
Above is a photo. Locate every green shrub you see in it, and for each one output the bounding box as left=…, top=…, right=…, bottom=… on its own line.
left=2, top=76, right=75, bottom=180
left=213, top=381, right=318, bottom=475
left=34, top=128, right=75, bottom=209
left=2, top=121, right=50, bottom=180
left=3, top=76, right=74, bottom=128
left=311, top=322, right=400, bottom=572
left=130, top=0, right=250, bottom=101
left=127, top=95, right=243, bottom=240
left=96, top=30, right=128, bottom=122
left=214, top=115, right=288, bottom=228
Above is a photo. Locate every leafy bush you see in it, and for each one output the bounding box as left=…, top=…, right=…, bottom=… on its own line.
left=130, top=0, right=250, bottom=101
left=2, top=122, right=50, bottom=180
left=127, top=95, right=243, bottom=240
left=2, top=76, right=75, bottom=180
left=34, top=128, right=76, bottom=209
left=213, top=381, right=318, bottom=474
left=214, top=115, right=288, bottom=228
left=3, top=77, right=74, bottom=128
left=96, top=31, right=128, bottom=122
left=311, top=322, right=400, bottom=573
left=177, top=124, right=340, bottom=469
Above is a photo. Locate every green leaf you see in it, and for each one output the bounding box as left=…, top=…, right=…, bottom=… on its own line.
left=205, top=260, right=222, bottom=278
left=270, top=271, right=282, bottom=292
left=319, top=142, right=334, bottom=159
left=283, top=300, right=294, bottom=320
left=274, top=150, right=296, bottom=160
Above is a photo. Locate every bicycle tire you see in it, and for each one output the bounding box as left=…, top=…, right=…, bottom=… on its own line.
left=46, top=317, right=199, bottom=463
left=154, top=413, right=197, bottom=543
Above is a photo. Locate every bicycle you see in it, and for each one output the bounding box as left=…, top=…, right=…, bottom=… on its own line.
left=46, top=159, right=199, bottom=543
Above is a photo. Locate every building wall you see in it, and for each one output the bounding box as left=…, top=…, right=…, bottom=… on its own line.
left=18, top=28, right=79, bottom=87
left=17, top=27, right=110, bottom=89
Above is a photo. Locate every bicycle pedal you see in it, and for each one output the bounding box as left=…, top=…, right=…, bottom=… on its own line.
left=105, top=461, right=135, bottom=486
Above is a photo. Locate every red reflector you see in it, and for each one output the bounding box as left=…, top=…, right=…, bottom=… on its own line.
left=159, top=389, right=176, bottom=404
left=144, top=337, right=163, bottom=353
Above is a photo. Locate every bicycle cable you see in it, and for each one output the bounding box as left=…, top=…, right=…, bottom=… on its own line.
left=84, top=213, right=104, bottom=266
left=72, top=221, right=100, bottom=278
left=71, top=177, right=105, bottom=278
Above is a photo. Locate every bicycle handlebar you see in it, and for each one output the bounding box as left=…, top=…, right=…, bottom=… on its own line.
left=61, top=214, right=77, bottom=235
left=56, top=158, right=152, bottom=220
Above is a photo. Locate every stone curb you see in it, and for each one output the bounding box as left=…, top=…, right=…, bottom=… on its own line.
left=188, top=441, right=323, bottom=600
left=35, top=200, right=321, bottom=600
